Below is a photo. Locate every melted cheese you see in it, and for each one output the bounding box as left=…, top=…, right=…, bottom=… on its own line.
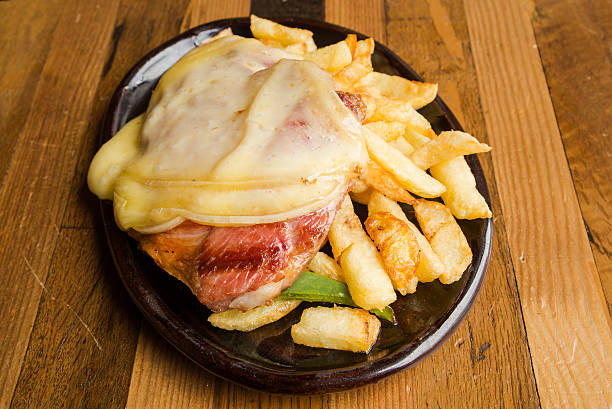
left=88, top=35, right=366, bottom=233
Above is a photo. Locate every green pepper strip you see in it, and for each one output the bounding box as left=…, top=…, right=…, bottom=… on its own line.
left=276, top=270, right=396, bottom=324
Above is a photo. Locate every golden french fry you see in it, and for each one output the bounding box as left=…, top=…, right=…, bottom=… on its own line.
left=368, top=97, right=432, bottom=134
left=404, top=125, right=434, bottom=148
left=307, top=252, right=344, bottom=282
left=304, top=40, right=352, bottom=73
left=332, top=55, right=373, bottom=91
left=413, top=199, right=472, bottom=284
left=389, top=136, right=415, bottom=156
left=208, top=300, right=301, bottom=331
left=410, top=131, right=491, bottom=170
left=363, top=121, right=407, bottom=142
left=367, top=191, right=446, bottom=282
left=363, top=161, right=416, bottom=205
left=364, top=128, right=445, bottom=198
left=430, top=157, right=492, bottom=219
left=250, top=15, right=314, bottom=46
left=291, top=306, right=381, bottom=353
left=339, top=241, right=397, bottom=310
left=349, top=188, right=372, bottom=205
left=328, top=196, right=370, bottom=259
left=365, top=212, right=420, bottom=295
left=351, top=179, right=369, bottom=194
left=356, top=72, right=438, bottom=109
left=354, top=37, right=375, bottom=58
left=345, top=34, right=357, bottom=56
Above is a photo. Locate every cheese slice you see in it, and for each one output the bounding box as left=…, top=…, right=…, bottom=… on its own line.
left=88, top=35, right=367, bottom=233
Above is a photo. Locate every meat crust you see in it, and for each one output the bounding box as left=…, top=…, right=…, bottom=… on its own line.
left=134, top=201, right=337, bottom=312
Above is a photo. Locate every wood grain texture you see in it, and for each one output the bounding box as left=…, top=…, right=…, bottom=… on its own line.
left=463, top=0, right=612, bottom=407
left=0, top=0, right=65, bottom=188
left=9, top=229, right=140, bottom=409
left=383, top=1, right=540, bottom=406
left=326, top=0, right=387, bottom=42
left=0, top=0, right=121, bottom=405
left=529, top=0, right=612, bottom=314
left=181, top=0, right=250, bottom=31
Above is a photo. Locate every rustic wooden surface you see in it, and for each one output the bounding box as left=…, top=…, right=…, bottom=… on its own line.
left=0, top=0, right=610, bottom=407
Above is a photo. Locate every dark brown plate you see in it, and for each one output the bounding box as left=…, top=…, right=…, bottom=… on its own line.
left=99, top=17, right=492, bottom=394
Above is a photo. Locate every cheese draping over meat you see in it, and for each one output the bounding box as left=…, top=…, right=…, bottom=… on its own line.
left=88, top=35, right=367, bottom=233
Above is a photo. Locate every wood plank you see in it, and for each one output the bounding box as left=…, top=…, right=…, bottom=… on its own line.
left=62, top=0, right=192, bottom=229
left=126, top=324, right=216, bottom=409
left=122, top=1, right=251, bottom=407
left=529, top=0, right=612, bottom=314
left=326, top=0, right=386, bottom=42
left=251, top=0, right=324, bottom=20
left=378, top=1, right=540, bottom=406
left=463, top=0, right=612, bottom=407
left=8, top=229, right=140, bottom=409
left=0, top=0, right=121, bottom=406
left=0, top=0, right=65, bottom=188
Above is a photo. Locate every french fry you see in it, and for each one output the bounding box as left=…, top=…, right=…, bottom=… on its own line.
left=413, top=200, right=472, bottom=284
left=364, top=128, right=446, bottom=198
left=404, top=125, right=434, bottom=148
left=363, top=121, right=407, bottom=142
left=345, top=34, right=357, bottom=56
left=389, top=135, right=415, bottom=156
left=354, top=37, right=375, bottom=58
left=305, top=40, right=352, bottom=73
left=291, top=306, right=380, bottom=353
left=363, top=161, right=416, bottom=205
left=356, top=72, right=438, bottom=109
left=351, top=179, right=369, bottom=193
left=328, top=196, right=370, bottom=259
left=350, top=188, right=372, bottom=205
left=410, top=131, right=491, bottom=170
left=307, top=252, right=344, bottom=282
left=430, top=157, right=492, bottom=219
left=250, top=15, right=314, bottom=47
left=339, top=241, right=397, bottom=310
left=332, top=55, right=373, bottom=91
left=367, top=192, right=445, bottom=282
left=368, top=97, right=432, bottom=134
left=208, top=300, right=301, bottom=332
left=365, top=212, right=420, bottom=295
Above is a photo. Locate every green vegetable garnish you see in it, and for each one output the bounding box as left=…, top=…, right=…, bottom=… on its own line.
left=276, top=270, right=396, bottom=323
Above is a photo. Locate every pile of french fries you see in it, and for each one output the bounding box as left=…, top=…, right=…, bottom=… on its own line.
left=208, top=16, right=492, bottom=354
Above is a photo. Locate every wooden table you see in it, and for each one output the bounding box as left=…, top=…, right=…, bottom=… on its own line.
left=1, top=0, right=610, bottom=407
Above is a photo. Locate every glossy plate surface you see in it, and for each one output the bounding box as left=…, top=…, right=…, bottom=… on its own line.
left=100, top=17, right=493, bottom=394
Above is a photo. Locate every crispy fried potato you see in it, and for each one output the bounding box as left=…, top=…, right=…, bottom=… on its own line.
left=404, top=125, right=434, bottom=148
left=356, top=72, right=438, bottom=109
left=413, top=200, right=472, bottom=284
left=364, top=128, right=446, bottom=198
left=339, top=241, right=397, bottom=310
left=351, top=179, right=369, bottom=193
left=304, top=40, right=352, bottom=73
left=389, top=135, right=415, bottom=156
left=365, top=212, right=420, bottom=295
left=354, top=37, right=375, bottom=58
left=332, top=55, right=373, bottom=91
left=308, top=252, right=344, bottom=282
left=367, top=191, right=446, bottom=282
left=363, top=161, right=416, bottom=205
left=250, top=15, right=315, bottom=47
left=368, top=97, right=432, bottom=134
left=349, top=188, right=372, bottom=205
left=363, top=121, right=406, bottom=142
left=328, top=196, right=370, bottom=259
left=410, top=131, right=491, bottom=170
left=345, top=34, right=357, bottom=56
left=430, top=157, right=492, bottom=219
left=208, top=300, right=301, bottom=331
left=291, top=306, right=380, bottom=353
